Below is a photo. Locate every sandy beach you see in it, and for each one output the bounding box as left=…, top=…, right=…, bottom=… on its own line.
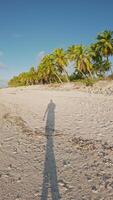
left=0, top=85, right=113, bottom=200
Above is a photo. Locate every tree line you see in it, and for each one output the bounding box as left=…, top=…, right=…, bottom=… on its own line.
left=8, top=30, right=113, bottom=87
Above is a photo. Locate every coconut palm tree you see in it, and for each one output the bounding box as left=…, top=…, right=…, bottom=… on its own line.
left=76, top=46, right=93, bottom=77
left=96, top=30, right=113, bottom=61
left=67, top=45, right=93, bottom=77
left=88, top=43, right=102, bottom=76
left=52, top=48, right=69, bottom=81
left=38, top=54, right=62, bottom=84
left=67, top=45, right=79, bottom=61
left=89, top=40, right=112, bottom=77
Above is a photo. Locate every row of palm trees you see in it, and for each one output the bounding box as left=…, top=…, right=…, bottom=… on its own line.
left=8, top=30, right=113, bottom=86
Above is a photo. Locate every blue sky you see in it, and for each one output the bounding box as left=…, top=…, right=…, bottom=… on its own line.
left=0, top=0, right=113, bottom=85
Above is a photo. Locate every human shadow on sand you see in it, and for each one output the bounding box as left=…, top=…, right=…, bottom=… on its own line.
left=41, top=100, right=60, bottom=200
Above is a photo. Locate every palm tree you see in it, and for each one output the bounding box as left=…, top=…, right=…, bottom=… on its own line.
left=67, top=45, right=79, bottom=61
left=67, top=45, right=93, bottom=77
left=52, top=48, right=69, bottom=81
left=88, top=43, right=102, bottom=76
left=89, top=38, right=112, bottom=77
left=38, top=55, right=62, bottom=84
left=96, top=30, right=113, bottom=61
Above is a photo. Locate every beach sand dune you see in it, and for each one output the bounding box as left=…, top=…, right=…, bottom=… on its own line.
left=0, top=86, right=113, bottom=200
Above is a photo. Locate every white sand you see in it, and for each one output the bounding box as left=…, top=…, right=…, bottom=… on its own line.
left=0, top=85, right=113, bottom=200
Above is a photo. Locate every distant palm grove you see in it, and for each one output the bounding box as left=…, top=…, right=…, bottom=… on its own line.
left=8, top=30, right=113, bottom=87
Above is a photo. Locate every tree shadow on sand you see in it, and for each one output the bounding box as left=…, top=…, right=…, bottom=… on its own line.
left=41, top=100, right=60, bottom=200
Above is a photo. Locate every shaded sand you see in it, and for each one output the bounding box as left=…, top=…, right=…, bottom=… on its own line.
left=0, top=85, right=113, bottom=200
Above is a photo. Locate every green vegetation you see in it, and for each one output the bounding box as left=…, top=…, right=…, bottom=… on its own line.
left=8, top=30, right=113, bottom=87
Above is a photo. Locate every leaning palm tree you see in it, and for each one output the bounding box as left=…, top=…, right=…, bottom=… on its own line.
left=38, top=54, right=62, bottom=84
left=76, top=46, right=93, bottom=77
left=67, top=45, right=79, bottom=61
left=67, top=45, right=93, bottom=77
left=52, top=48, right=69, bottom=81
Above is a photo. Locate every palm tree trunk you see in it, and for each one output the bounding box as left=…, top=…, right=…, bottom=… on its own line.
left=89, top=70, right=93, bottom=79
left=64, top=69, right=70, bottom=82
left=54, top=72, right=63, bottom=83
